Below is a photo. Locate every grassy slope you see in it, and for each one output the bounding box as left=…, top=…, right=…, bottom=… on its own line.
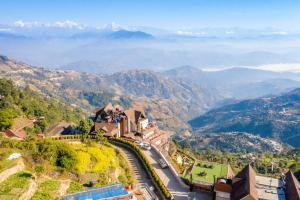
left=31, top=179, right=60, bottom=200
left=0, top=171, right=32, bottom=200
left=186, top=161, right=228, bottom=184
left=0, top=148, right=20, bottom=172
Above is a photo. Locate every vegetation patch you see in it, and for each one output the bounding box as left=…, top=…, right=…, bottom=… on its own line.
left=67, top=181, right=84, bottom=193
left=0, top=148, right=19, bottom=172
left=31, top=179, right=60, bottom=200
left=0, top=171, right=32, bottom=200
left=184, top=161, right=228, bottom=184
left=0, top=78, right=85, bottom=133
left=72, top=143, right=117, bottom=174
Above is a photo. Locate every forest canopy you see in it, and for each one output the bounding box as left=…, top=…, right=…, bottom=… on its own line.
left=0, top=78, right=85, bottom=132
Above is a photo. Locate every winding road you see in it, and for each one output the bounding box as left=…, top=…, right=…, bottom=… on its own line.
left=113, top=141, right=212, bottom=200
left=142, top=148, right=213, bottom=200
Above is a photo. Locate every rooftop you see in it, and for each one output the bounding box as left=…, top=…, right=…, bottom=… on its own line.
left=256, top=175, right=286, bottom=200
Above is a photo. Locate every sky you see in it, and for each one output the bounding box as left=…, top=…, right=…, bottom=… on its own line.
left=0, top=0, right=300, bottom=31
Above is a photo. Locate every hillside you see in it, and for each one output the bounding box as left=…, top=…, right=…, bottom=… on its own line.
left=3, top=55, right=300, bottom=135
left=0, top=138, right=134, bottom=199
left=164, top=66, right=300, bottom=99
left=174, top=132, right=285, bottom=153
left=0, top=56, right=219, bottom=133
left=103, top=70, right=219, bottom=129
left=189, top=88, right=300, bottom=147
left=0, top=78, right=85, bottom=134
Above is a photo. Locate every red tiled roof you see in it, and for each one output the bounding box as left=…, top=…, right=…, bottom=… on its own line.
left=5, top=129, right=27, bottom=139
left=285, top=170, right=300, bottom=200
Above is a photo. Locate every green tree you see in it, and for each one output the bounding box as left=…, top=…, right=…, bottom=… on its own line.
left=55, top=143, right=76, bottom=169
left=95, top=130, right=108, bottom=144
left=79, top=119, right=93, bottom=142
left=0, top=108, right=15, bottom=131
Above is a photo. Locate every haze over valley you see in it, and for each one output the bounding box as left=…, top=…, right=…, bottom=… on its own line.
left=1, top=1, right=300, bottom=199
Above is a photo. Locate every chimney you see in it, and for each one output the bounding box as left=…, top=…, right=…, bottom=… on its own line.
left=127, top=116, right=131, bottom=133
left=117, top=123, right=121, bottom=137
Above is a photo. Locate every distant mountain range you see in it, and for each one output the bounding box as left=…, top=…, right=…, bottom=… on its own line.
left=164, top=66, right=300, bottom=100
left=70, top=29, right=154, bottom=40
left=189, top=89, right=300, bottom=147
left=2, top=23, right=300, bottom=70
left=0, top=55, right=218, bottom=132
left=107, top=30, right=154, bottom=40
left=2, top=55, right=300, bottom=141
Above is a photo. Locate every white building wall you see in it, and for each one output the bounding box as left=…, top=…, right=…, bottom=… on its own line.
left=140, top=118, right=149, bottom=130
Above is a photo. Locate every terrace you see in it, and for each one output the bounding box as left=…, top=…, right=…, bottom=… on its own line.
left=184, top=161, right=229, bottom=185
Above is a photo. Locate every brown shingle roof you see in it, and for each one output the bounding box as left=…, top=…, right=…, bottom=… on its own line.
left=285, top=170, right=300, bottom=200
left=95, top=103, right=114, bottom=115
left=94, top=122, right=118, bottom=136
left=124, top=105, right=145, bottom=124
left=231, top=164, right=258, bottom=200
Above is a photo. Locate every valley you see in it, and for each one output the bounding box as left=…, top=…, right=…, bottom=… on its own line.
left=2, top=54, right=300, bottom=151
left=189, top=88, right=300, bottom=147
left=2, top=1, right=300, bottom=199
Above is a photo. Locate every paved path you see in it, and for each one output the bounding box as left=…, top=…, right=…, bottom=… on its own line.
left=142, top=149, right=213, bottom=200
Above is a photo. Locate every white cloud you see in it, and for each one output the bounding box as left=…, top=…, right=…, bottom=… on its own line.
left=13, top=20, right=84, bottom=29
left=261, top=31, right=288, bottom=36
left=225, top=30, right=235, bottom=34
left=176, top=30, right=207, bottom=37
left=14, top=20, right=40, bottom=28
left=100, top=22, right=126, bottom=31
left=14, top=20, right=26, bottom=28
left=54, top=20, right=83, bottom=29
left=0, top=28, right=13, bottom=32
left=253, top=63, right=300, bottom=73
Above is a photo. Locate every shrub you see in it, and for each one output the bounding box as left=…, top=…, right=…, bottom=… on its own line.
left=55, top=143, right=77, bottom=169
left=35, top=165, right=44, bottom=173
left=67, top=181, right=84, bottom=193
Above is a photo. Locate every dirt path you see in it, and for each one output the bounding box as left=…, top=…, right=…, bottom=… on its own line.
left=0, top=159, right=25, bottom=183
left=18, top=175, right=38, bottom=200
left=59, top=180, right=71, bottom=197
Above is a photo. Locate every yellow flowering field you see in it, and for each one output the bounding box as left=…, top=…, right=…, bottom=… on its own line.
left=72, top=144, right=117, bottom=174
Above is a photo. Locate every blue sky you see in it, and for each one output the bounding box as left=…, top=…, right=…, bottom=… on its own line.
left=0, top=0, right=300, bottom=30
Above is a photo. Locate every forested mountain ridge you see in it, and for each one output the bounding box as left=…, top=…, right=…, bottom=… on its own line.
left=0, top=78, right=85, bottom=133
left=189, top=88, right=300, bottom=147
left=0, top=55, right=219, bottom=133
left=164, top=65, right=300, bottom=100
